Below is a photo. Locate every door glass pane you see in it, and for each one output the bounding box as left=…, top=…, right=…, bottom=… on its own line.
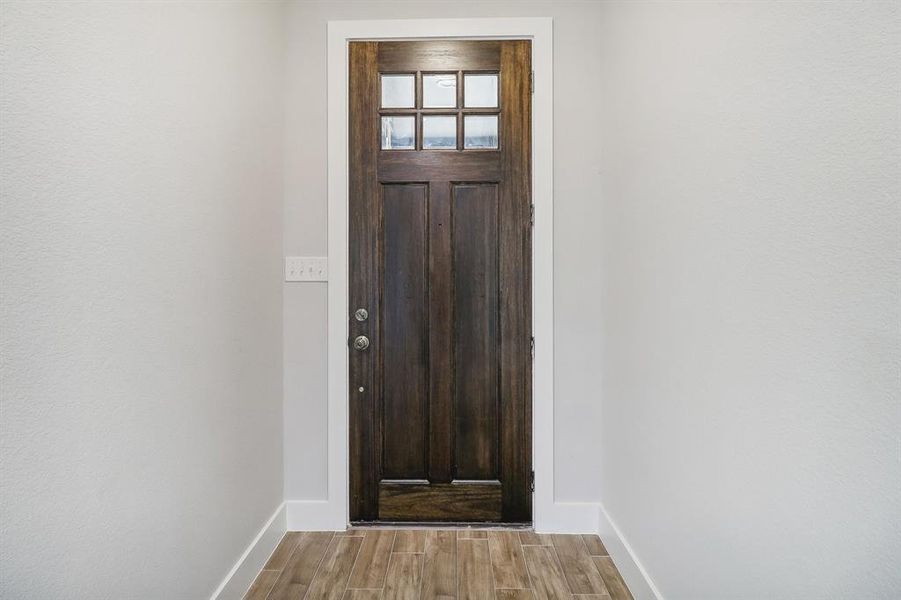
left=464, top=74, right=498, bottom=108
left=381, top=74, right=414, bottom=108
left=464, top=115, right=498, bottom=149
left=381, top=116, right=415, bottom=149
left=422, top=115, right=457, bottom=149
left=423, top=74, right=457, bottom=108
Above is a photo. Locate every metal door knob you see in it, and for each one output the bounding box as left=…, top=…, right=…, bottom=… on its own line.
left=353, top=335, right=370, bottom=351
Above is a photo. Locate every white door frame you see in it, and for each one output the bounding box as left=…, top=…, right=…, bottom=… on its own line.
left=311, top=17, right=576, bottom=533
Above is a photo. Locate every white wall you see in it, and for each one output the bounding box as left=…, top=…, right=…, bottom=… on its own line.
left=595, top=2, right=901, bottom=599
left=0, top=3, right=286, bottom=598
left=283, top=0, right=607, bottom=505
left=3, top=1, right=897, bottom=598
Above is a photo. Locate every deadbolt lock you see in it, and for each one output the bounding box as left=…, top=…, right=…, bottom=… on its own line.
left=353, top=335, right=370, bottom=351
left=354, top=308, right=369, bottom=322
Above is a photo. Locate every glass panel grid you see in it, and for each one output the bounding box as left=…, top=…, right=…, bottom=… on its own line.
left=378, top=71, right=501, bottom=151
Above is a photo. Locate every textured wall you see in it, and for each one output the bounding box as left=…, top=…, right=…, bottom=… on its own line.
left=282, top=0, right=607, bottom=504
left=595, top=2, right=901, bottom=598
left=0, top=3, right=285, bottom=598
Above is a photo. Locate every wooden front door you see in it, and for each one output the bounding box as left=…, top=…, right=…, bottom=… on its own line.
left=348, top=40, right=532, bottom=523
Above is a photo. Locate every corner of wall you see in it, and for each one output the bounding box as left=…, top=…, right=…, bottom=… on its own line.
left=285, top=500, right=347, bottom=532
left=210, top=503, right=287, bottom=600
left=596, top=504, right=664, bottom=600
left=534, top=501, right=601, bottom=534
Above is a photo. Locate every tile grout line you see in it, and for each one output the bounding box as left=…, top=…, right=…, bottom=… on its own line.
left=383, top=530, right=398, bottom=592
left=519, top=534, right=539, bottom=599
left=416, top=532, right=428, bottom=599
left=549, top=536, right=578, bottom=598
left=262, top=532, right=303, bottom=600
left=345, top=530, right=367, bottom=591
left=578, top=534, right=611, bottom=597
left=455, top=536, right=460, bottom=600
left=251, top=570, right=280, bottom=600
left=300, top=532, right=337, bottom=600
left=454, top=531, right=458, bottom=600
left=486, top=530, right=498, bottom=594
left=384, top=551, right=398, bottom=598
left=339, top=532, right=379, bottom=600
left=342, top=532, right=367, bottom=598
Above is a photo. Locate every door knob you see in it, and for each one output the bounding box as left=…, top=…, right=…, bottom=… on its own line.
left=353, top=335, right=370, bottom=351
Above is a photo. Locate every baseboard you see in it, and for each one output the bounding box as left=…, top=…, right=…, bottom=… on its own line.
left=210, top=502, right=287, bottom=600
left=596, top=503, right=664, bottom=600
left=286, top=499, right=347, bottom=531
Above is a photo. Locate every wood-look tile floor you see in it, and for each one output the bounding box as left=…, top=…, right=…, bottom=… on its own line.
left=245, top=529, right=633, bottom=600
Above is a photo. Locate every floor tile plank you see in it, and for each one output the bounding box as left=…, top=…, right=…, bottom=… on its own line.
left=348, top=530, right=396, bottom=589
left=245, top=529, right=635, bottom=600
left=421, top=530, right=456, bottom=600
left=383, top=553, right=423, bottom=600
left=263, top=532, right=303, bottom=571
left=458, top=539, right=494, bottom=600
left=242, top=569, right=279, bottom=600
left=488, top=530, right=530, bottom=589
left=496, top=589, right=536, bottom=599
left=338, top=527, right=368, bottom=537
left=343, top=590, right=383, bottom=600
left=305, top=535, right=365, bottom=600
left=394, top=530, right=428, bottom=552
left=457, top=529, right=488, bottom=539
left=551, top=534, right=608, bottom=595
left=593, top=557, right=633, bottom=600
left=267, top=532, right=335, bottom=600
left=519, top=531, right=552, bottom=546
left=581, top=535, right=608, bottom=557
left=522, top=545, right=572, bottom=600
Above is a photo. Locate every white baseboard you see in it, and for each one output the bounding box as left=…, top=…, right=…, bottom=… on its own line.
left=286, top=499, right=347, bottom=531
left=210, top=502, right=287, bottom=600
left=596, top=503, right=664, bottom=600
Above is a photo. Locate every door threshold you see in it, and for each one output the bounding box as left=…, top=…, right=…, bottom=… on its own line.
left=350, top=521, right=532, bottom=529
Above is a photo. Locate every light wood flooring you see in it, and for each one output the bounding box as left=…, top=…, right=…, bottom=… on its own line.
left=244, top=529, right=633, bottom=600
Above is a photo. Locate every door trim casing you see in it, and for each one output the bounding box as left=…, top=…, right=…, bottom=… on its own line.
left=317, top=17, right=572, bottom=533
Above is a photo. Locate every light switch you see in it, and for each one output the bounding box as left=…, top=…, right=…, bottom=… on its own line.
left=285, top=256, right=328, bottom=282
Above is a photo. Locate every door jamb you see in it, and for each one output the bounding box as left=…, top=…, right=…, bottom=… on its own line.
left=322, top=17, right=559, bottom=532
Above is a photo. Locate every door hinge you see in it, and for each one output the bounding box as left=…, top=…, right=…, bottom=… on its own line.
left=530, top=336, right=535, bottom=359
left=530, top=203, right=535, bottom=227
left=530, top=470, right=535, bottom=492
left=530, top=71, right=534, bottom=94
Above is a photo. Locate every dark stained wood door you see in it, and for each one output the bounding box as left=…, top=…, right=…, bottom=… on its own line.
left=349, top=40, right=532, bottom=523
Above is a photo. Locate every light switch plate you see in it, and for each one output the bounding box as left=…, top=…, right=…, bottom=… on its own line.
left=285, top=256, right=328, bottom=282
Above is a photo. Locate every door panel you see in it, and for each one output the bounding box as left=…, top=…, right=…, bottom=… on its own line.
left=379, top=482, right=502, bottom=521
left=349, top=40, right=531, bottom=523
left=453, top=184, right=500, bottom=482
left=381, top=184, right=429, bottom=479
